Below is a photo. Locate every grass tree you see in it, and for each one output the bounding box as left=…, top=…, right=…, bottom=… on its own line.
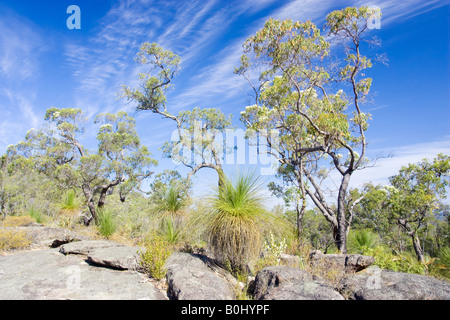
left=206, top=171, right=272, bottom=273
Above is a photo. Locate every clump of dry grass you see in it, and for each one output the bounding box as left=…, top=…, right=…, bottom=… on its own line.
left=1, top=216, right=35, bottom=227
left=0, top=229, right=32, bottom=251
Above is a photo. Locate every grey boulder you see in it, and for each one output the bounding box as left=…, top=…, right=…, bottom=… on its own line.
left=59, top=240, right=123, bottom=255
left=309, top=250, right=375, bottom=274
left=0, top=249, right=166, bottom=300
left=253, top=266, right=344, bottom=300
left=87, top=246, right=141, bottom=270
left=165, top=252, right=235, bottom=300
left=340, top=266, right=450, bottom=300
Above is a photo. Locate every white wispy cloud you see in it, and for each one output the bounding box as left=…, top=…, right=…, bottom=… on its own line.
left=62, top=0, right=282, bottom=130
left=0, top=9, right=46, bottom=152
left=0, top=15, right=44, bottom=82
left=357, top=0, right=448, bottom=26
left=350, top=137, right=450, bottom=188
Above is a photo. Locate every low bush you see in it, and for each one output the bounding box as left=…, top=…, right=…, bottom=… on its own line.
left=365, top=245, right=428, bottom=275
left=28, top=207, right=43, bottom=224
left=97, top=208, right=117, bottom=238
left=0, top=229, right=32, bottom=251
left=1, top=216, right=35, bottom=227
left=206, top=172, right=270, bottom=273
left=347, top=229, right=378, bottom=254
left=138, top=234, right=174, bottom=281
left=429, top=246, right=450, bottom=279
left=158, top=218, right=182, bottom=245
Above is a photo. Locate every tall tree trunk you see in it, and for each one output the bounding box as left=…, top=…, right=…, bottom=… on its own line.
left=97, top=187, right=109, bottom=209
left=82, top=185, right=97, bottom=225
left=295, top=200, right=306, bottom=241
left=336, top=173, right=351, bottom=254
left=412, top=232, right=425, bottom=263
left=296, top=159, right=306, bottom=241
left=398, top=218, right=425, bottom=263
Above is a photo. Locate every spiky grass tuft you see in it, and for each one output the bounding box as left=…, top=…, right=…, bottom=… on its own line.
left=207, top=171, right=268, bottom=273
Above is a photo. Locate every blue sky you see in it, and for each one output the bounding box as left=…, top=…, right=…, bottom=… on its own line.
left=0, top=0, right=449, bottom=205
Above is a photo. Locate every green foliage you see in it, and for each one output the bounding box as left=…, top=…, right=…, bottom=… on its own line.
left=102, top=190, right=156, bottom=239
left=154, top=183, right=188, bottom=219
left=138, top=234, right=174, bottom=281
left=158, top=218, right=182, bottom=245
left=353, top=154, right=450, bottom=262
left=430, top=246, right=450, bottom=279
left=0, top=154, right=41, bottom=218
left=123, top=43, right=233, bottom=185
left=347, top=229, right=378, bottom=254
left=150, top=170, right=190, bottom=210
left=162, top=107, right=233, bottom=174
left=123, top=42, right=181, bottom=113
left=96, top=208, right=117, bottom=238
left=437, top=246, right=450, bottom=268
left=60, top=189, right=80, bottom=211
left=0, top=9, right=449, bottom=285
left=57, top=189, right=82, bottom=227
left=300, top=209, right=336, bottom=253
left=237, top=6, right=381, bottom=254
left=28, top=207, right=43, bottom=224
left=364, top=245, right=428, bottom=275
left=388, top=154, right=450, bottom=222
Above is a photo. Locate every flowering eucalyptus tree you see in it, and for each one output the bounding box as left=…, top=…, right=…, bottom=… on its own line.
left=237, top=7, right=382, bottom=252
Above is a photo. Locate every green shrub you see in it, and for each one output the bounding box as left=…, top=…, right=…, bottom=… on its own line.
left=138, top=235, right=174, bottom=280
left=60, top=189, right=80, bottom=211
left=437, top=246, right=450, bottom=267
left=430, top=246, right=450, bottom=279
left=58, top=190, right=82, bottom=227
left=28, top=207, right=43, bottom=224
left=365, top=245, right=427, bottom=275
left=158, top=218, right=181, bottom=245
left=347, top=229, right=378, bottom=254
left=97, top=208, right=117, bottom=238
left=157, top=185, right=185, bottom=216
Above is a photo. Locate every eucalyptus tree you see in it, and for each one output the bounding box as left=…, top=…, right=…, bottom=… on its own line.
left=122, top=42, right=233, bottom=186
left=9, top=108, right=157, bottom=224
left=236, top=7, right=382, bottom=253
left=352, top=154, right=450, bottom=262
left=386, top=154, right=450, bottom=262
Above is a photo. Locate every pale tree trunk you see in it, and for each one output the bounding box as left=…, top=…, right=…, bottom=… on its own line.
left=336, top=173, right=351, bottom=254
left=398, top=218, right=425, bottom=263
left=82, top=185, right=97, bottom=226
left=296, top=159, right=307, bottom=241
left=412, top=233, right=425, bottom=264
